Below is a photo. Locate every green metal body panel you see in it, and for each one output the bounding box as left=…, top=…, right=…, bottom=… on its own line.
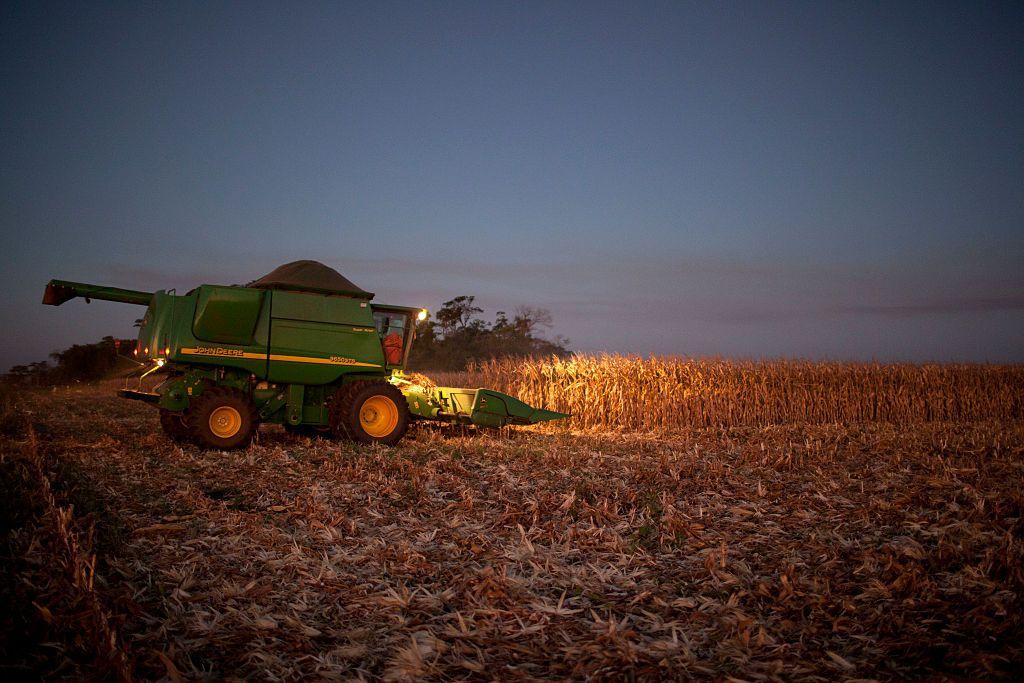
left=193, top=286, right=265, bottom=345
left=266, top=290, right=385, bottom=384
left=42, top=274, right=569, bottom=432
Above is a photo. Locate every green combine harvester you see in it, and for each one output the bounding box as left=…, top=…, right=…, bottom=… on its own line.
left=42, top=261, right=567, bottom=449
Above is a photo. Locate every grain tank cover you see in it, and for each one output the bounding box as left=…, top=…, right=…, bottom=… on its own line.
left=249, top=260, right=374, bottom=299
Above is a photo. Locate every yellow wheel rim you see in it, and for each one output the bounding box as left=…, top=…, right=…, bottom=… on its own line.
left=209, top=406, right=242, bottom=439
left=359, top=395, right=399, bottom=438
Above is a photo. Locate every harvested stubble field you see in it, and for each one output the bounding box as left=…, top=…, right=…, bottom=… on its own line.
left=1, top=361, right=1023, bottom=681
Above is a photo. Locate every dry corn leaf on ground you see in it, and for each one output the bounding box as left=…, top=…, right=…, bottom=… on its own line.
left=1, top=373, right=1022, bottom=680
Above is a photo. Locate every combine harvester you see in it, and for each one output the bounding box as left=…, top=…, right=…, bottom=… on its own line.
left=42, top=261, right=567, bottom=448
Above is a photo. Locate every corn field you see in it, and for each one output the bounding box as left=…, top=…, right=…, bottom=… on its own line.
left=3, top=380, right=1023, bottom=678
left=458, top=355, right=1024, bottom=430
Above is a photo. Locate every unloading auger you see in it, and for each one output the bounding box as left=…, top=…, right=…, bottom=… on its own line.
left=42, top=261, right=568, bottom=449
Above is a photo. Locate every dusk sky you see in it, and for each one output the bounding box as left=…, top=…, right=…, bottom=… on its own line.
left=2, top=1, right=1022, bottom=369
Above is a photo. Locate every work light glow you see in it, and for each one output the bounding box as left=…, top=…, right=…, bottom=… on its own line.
left=417, top=309, right=428, bottom=321
left=156, top=358, right=165, bottom=367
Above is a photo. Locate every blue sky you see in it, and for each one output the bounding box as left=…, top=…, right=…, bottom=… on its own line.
left=2, top=1, right=1022, bottom=368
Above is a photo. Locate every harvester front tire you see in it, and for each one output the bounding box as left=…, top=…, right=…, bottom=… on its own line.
left=159, top=409, right=191, bottom=444
left=185, top=387, right=257, bottom=450
left=330, top=381, right=410, bottom=446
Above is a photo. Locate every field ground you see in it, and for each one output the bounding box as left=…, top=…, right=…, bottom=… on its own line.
left=2, top=382, right=1023, bottom=680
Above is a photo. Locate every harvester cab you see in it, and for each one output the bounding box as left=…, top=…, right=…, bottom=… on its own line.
left=42, top=260, right=568, bottom=449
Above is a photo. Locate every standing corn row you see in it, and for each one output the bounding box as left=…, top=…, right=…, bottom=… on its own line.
left=466, top=355, right=1024, bottom=431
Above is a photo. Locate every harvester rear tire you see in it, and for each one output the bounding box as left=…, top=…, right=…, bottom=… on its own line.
left=330, top=381, right=409, bottom=446
left=185, top=387, right=257, bottom=450
left=159, top=409, right=191, bottom=444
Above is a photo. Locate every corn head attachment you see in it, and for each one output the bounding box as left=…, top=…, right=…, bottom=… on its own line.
left=392, top=375, right=569, bottom=428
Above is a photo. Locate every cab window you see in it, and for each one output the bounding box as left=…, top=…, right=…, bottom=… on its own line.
left=373, top=311, right=408, bottom=339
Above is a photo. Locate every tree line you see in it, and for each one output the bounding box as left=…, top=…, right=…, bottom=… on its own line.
left=409, top=296, right=569, bottom=371
left=4, top=337, right=137, bottom=385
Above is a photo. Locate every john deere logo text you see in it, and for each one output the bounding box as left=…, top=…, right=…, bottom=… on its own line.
left=195, top=347, right=244, bottom=357
left=329, top=355, right=358, bottom=364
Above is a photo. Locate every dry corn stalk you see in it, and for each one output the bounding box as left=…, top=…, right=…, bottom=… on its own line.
left=463, top=354, right=1024, bottom=431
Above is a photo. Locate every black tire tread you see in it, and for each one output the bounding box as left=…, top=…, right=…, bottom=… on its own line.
left=329, top=380, right=410, bottom=446
left=159, top=409, right=191, bottom=444
left=184, top=386, right=258, bottom=450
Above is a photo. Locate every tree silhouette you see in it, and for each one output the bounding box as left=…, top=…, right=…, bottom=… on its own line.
left=409, top=296, right=569, bottom=371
